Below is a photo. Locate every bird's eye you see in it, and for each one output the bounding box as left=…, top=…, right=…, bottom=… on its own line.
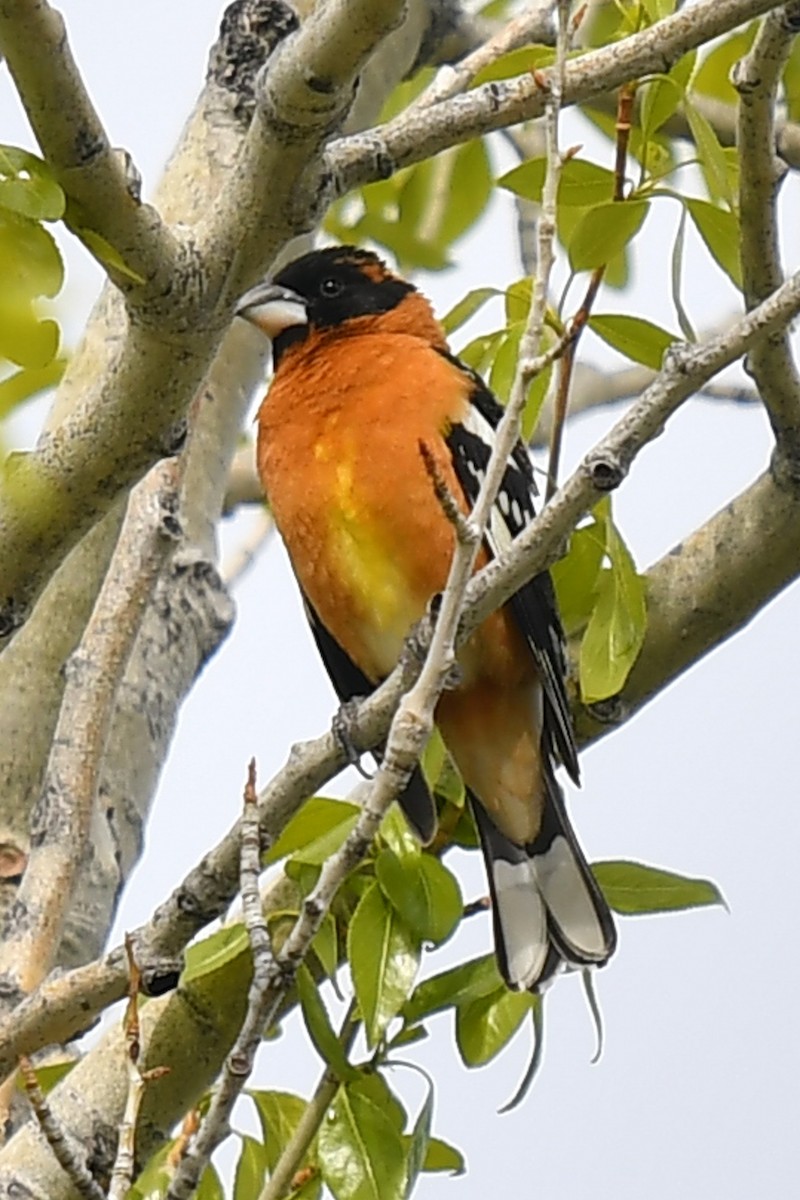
left=320, top=277, right=343, bottom=297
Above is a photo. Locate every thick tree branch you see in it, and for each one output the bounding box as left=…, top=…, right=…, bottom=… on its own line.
left=0, top=462, right=180, bottom=1016
left=199, top=0, right=407, bottom=291
left=0, top=0, right=181, bottom=292
left=735, top=1, right=800, bottom=466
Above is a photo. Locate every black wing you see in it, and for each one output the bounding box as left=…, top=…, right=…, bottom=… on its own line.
left=302, top=595, right=437, bottom=842
left=439, top=350, right=580, bottom=784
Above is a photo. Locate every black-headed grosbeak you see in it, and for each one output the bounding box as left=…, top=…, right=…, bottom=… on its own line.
left=236, top=246, right=616, bottom=991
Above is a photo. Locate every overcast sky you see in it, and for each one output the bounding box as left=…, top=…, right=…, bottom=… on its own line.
left=4, top=3, right=800, bottom=1197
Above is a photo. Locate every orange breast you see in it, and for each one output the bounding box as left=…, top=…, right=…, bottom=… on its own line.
left=257, top=328, right=533, bottom=692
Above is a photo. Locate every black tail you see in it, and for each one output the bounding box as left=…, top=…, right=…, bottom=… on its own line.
left=472, top=778, right=616, bottom=991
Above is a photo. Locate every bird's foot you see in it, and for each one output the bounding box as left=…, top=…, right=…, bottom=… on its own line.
left=332, top=698, right=374, bottom=779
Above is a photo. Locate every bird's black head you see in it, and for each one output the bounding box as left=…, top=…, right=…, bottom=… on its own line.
left=235, top=246, right=419, bottom=366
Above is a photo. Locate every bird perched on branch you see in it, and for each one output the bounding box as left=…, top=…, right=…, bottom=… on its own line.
left=236, top=245, right=616, bottom=991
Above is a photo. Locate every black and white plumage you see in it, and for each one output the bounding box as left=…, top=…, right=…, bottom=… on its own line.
left=443, top=358, right=616, bottom=989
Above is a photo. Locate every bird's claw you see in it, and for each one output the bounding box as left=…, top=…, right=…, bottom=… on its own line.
left=332, top=699, right=373, bottom=779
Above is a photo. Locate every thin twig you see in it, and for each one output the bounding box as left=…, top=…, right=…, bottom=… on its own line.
left=167, top=759, right=274, bottom=1199
left=18, top=1057, right=105, bottom=1200
left=258, top=1002, right=358, bottom=1200
left=546, top=81, right=635, bottom=499
left=512, top=1, right=570, bottom=440
left=108, top=937, right=150, bottom=1200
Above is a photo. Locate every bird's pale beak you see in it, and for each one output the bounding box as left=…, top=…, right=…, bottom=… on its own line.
left=235, top=282, right=308, bottom=339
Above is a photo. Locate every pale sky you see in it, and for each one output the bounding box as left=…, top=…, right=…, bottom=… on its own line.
left=3, top=3, right=800, bottom=1197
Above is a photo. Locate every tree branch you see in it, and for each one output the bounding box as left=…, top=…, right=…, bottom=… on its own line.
left=735, top=1, right=800, bottom=466
left=0, top=461, right=180, bottom=1028
left=328, top=0, right=787, bottom=194
left=413, top=1, right=556, bottom=109
left=0, top=0, right=181, bottom=292
left=198, top=0, right=407, bottom=292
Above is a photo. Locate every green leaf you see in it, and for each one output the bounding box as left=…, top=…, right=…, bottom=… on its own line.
left=436, top=140, right=493, bottom=246
left=296, top=965, right=358, bottom=1081
left=685, top=197, right=742, bottom=289
left=472, top=44, right=554, bottom=86
left=128, top=1142, right=172, bottom=1198
left=311, top=912, right=338, bottom=979
left=693, top=25, right=756, bottom=106
left=72, top=222, right=147, bottom=284
left=387, top=1024, right=428, bottom=1050
left=593, top=860, right=726, bottom=914
left=457, top=329, right=504, bottom=375
left=684, top=102, right=734, bottom=206
left=403, top=953, right=502, bottom=1024
left=16, top=1060, right=76, bottom=1096
left=234, top=1134, right=268, bottom=1200
left=379, top=67, right=435, bottom=122
left=0, top=146, right=65, bottom=221
left=403, top=1076, right=433, bottom=1198
left=579, top=504, right=647, bottom=704
left=441, top=287, right=499, bottom=335
left=380, top=804, right=420, bottom=860
left=181, top=923, right=248, bottom=985
left=413, top=1137, right=465, bottom=1175
left=0, top=304, right=59, bottom=369
left=196, top=1166, right=225, bottom=1200
left=375, top=850, right=463, bottom=945
left=347, top=882, right=419, bottom=1047
left=588, top=313, right=677, bottom=369
left=420, top=728, right=464, bottom=807
left=640, top=0, right=675, bottom=20
left=488, top=325, right=522, bottom=403
left=0, top=357, right=67, bottom=418
left=522, top=359, right=551, bottom=442
left=251, top=1090, right=308, bottom=1171
left=784, top=35, right=800, bottom=123
left=640, top=76, right=682, bottom=141
left=350, top=1071, right=407, bottom=1133
left=499, top=157, right=615, bottom=208
left=456, top=986, right=534, bottom=1067
left=568, top=200, right=649, bottom=271
left=319, top=1082, right=408, bottom=1200
left=265, top=797, right=360, bottom=866
left=550, top=520, right=606, bottom=637
left=504, top=277, right=531, bottom=324
left=0, top=211, right=63, bottom=298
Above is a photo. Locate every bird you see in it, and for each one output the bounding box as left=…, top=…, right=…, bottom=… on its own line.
left=236, top=245, right=616, bottom=991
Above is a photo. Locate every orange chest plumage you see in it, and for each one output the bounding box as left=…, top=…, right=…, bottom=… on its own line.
left=258, top=331, right=473, bottom=680
left=257, top=327, right=532, bottom=698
